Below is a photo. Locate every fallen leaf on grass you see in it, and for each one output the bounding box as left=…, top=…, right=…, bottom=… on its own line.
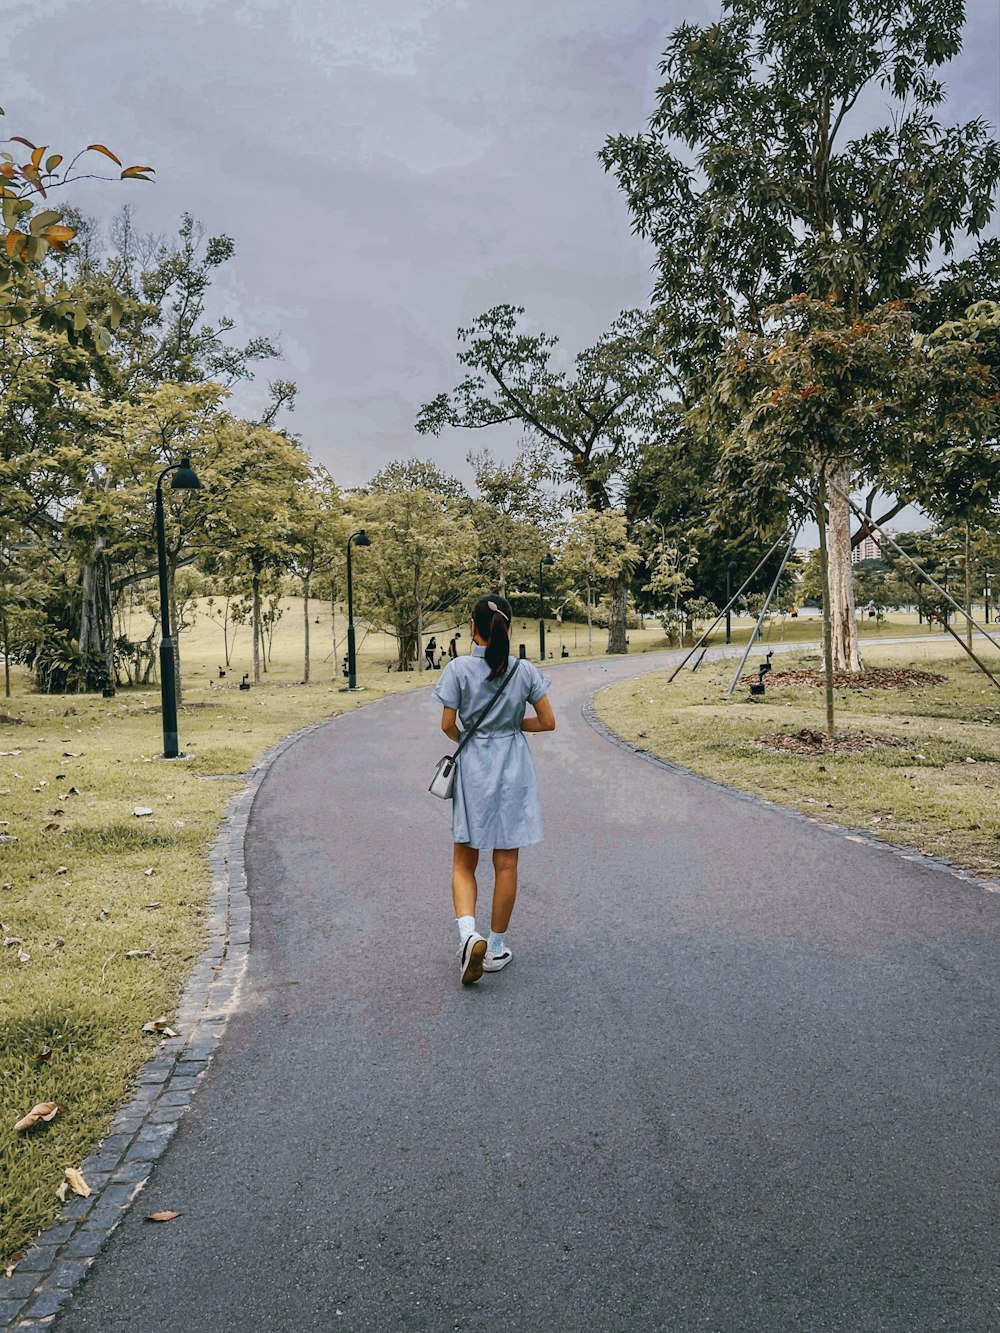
left=64, top=1168, right=91, bottom=1197
left=36, top=1048, right=53, bottom=1063
left=55, top=866, right=68, bottom=875
left=133, top=806, right=153, bottom=817
left=62, top=751, right=82, bottom=757
left=143, top=901, right=161, bottom=910
left=142, top=1019, right=179, bottom=1037
left=17, top=948, right=29, bottom=963
left=3, top=935, right=23, bottom=947
left=14, top=1102, right=59, bottom=1131
left=143, top=868, right=155, bottom=876
left=0, top=749, right=21, bottom=757
left=126, top=949, right=153, bottom=959
left=145, top=1211, right=181, bottom=1223
left=44, top=822, right=61, bottom=831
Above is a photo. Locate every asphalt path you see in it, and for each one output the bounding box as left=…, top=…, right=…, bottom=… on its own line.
left=58, top=650, right=1000, bottom=1333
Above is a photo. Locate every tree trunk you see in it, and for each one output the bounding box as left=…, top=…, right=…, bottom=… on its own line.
left=330, top=586, right=337, bottom=677
left=607, top=577, right=628, bottom=654
left=2, top=612, right=9, bottom=697
left=169, top=565, right=183, bottom=707
left=303, top=574, right=311, bottom=684
left=586, top=582, right=593, bottom=654
left=826, top=463, right=862, bottom=672
left=815, top=474, right=836, bottom=740
left=965, top=521, right=973, bottom=651
left=252, top=573, right=261, bottom=684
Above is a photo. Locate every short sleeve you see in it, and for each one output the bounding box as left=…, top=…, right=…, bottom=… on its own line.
left=433, top=661, right=461, bottom=710
left=524, top=661, right=551, bottom=705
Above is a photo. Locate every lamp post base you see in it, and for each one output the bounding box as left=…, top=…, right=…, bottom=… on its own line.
left=338, top=685, right=366, bottom=693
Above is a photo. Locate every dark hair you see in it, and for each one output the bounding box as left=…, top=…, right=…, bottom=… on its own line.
left=471, top=593, right=512, bottom=680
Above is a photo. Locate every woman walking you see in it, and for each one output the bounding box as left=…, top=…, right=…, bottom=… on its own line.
left=433, top=593, right=555, bottom=985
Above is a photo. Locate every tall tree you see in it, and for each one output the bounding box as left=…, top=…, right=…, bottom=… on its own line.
left=601, top=0, right=1000, bottom=669
left=467, top=446, right=555, bottom=596
left=416, top=305, right=673, bottom=652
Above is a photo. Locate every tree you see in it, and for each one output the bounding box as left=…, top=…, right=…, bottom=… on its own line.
left=288, top=469, right=344, bottom=684
left=353, top=479, right=477, bottom=670
left=200, top=422, right=312, bottom=684
left=467, top=446, right=555, bottom=596
left=416, top=304, right=674, bottom=653
left=560, top=509, right=639, bottom=653
left=601, top=0, right=1000, bottom=670
left=704, top=295, right=1000, bottom=730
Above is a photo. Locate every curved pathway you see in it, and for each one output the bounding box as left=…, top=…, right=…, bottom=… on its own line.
left=55, top=653, right=1000, bottom=1332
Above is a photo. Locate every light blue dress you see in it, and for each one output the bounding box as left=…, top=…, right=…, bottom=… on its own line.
left=432, top=646, right=551, bottom=850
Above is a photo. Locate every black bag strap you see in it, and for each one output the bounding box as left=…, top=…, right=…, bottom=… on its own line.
left=453, top=660, right=519, bottom=759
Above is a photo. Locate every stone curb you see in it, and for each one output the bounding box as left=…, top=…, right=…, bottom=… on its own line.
left=1, top=719, right=334, bottom=1330
left=583, top=697, right=1000, bottom=898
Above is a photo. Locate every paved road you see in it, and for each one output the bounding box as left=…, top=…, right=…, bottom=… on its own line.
left=58, top=653, right=1000, bottom=1332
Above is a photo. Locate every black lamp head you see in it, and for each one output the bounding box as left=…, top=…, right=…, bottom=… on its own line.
left=542, top=553, right=555, bottom=566
left=353, top=530, right=372, bottom=548
left=170, top=458, right=202, bottom=490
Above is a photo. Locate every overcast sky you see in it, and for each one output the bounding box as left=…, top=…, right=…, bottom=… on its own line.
left=3, top=0, right=999, bottom=499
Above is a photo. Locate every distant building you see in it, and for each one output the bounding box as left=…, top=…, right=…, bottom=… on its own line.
left=852, top=527, right=896, bottom=563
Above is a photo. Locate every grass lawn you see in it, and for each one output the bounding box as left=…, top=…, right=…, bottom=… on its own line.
left=595, top=636, right=1000, bottom=881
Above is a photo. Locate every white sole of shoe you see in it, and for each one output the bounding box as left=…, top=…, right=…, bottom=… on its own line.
left=461, top=935, right=487, bottom=985
left=482, top=952, right=512, bottom=972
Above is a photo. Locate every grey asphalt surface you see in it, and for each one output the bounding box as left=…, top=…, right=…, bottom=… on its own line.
left=57, top=652, right=1000, bottom=1333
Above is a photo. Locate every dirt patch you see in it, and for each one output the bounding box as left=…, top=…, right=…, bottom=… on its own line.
left=754, top=728, right=909, bottom=755
left=744, top=668, right=947, bottom=690
left=0, top=713, right=26, bottom=725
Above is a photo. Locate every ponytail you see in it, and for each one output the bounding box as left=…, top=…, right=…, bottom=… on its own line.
left=471, top=593, right=512, bottom=680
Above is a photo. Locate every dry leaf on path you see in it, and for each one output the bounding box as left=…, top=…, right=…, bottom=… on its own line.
left=4, top=1252, right=25, bottom=1278
left=14, top=1102, right=59, bottom=1131
left=141, top=1019, right=179, bottom=1037
left=145, top=1211, right=182, bottom=1223
left=64, top=1168, right=91, bottom=1197
left=55, top=1181, right=69, bottom=1203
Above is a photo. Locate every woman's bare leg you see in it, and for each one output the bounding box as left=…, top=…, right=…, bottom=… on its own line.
left=490, top=848, right=519, bottom=932
left=452, top=844, right=480, bottom=918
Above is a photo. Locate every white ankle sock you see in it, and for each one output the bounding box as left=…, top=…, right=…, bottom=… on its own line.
left=456, top=915, right=477, bottom=944
left=487, top=930, right=504, bottom=955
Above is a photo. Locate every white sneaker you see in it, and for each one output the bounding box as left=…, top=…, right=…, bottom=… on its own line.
left=458, top=933, right=487, bottom=985
left=482, top=947, right=512, bottom=972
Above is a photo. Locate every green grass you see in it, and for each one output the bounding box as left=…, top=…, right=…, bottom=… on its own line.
left=595, top=638, right=1000, bottom=880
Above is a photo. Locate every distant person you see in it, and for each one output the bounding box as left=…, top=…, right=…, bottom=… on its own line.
left=561, top=645, right=569, bottom=657
left=867, top=601, right=877, bottom=620
left=433, top=592, right=555, bottom=986
left=448, top=632, right=461, bottom=660
left=424, top=636, right=437, bottom=670
left=790, top=606, right=798, bottom=619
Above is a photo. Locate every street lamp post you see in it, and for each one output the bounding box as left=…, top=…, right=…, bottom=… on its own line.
left=538, top=553, right=554, bottom=661
left=345, top=530, right=371, bottom=690
left=155, top=457, right=201, bottom=759
left=985, top=572, right=991, bottom=624
left=726, top=559, right=737, bottom=645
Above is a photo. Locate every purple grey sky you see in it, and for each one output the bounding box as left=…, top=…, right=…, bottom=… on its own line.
left=3, top=0, right=999, bottom=498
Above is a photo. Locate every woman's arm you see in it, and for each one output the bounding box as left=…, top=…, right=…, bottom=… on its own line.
left=521, top=695, right=556, bottom=733
left=440, top=706, right=461, bottom=743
